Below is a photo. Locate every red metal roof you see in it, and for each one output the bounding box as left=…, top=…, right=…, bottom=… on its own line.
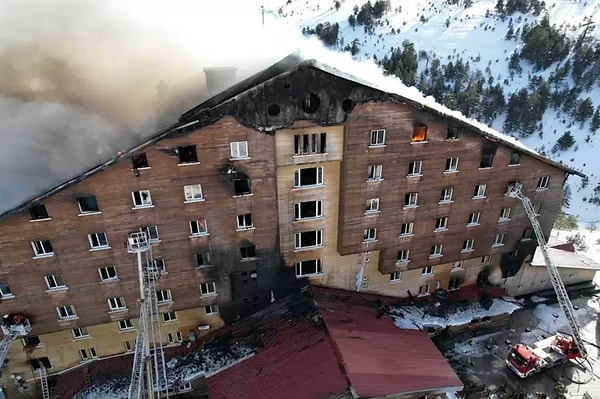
left=313, top=287, right=464, bottom=397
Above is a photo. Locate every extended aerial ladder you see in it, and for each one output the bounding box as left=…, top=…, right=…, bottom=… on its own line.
left=506, top=183, right=587, bottom=377
left=127, top=232, right=169, bottom=399
left=0, top=314, right=32, bottom=371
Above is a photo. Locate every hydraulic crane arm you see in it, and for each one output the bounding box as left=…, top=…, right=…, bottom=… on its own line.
left=0, top=330, right=19, bottom=367
left=508, top=184, right=587, bottom=358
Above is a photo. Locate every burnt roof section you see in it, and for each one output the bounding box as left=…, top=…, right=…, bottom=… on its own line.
left=0, top=53, right=584, bottom=221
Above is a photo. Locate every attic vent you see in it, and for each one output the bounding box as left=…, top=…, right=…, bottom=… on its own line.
left=302, top=93, right=320, bottom=113
left=267, top=104, right=281, bottom=116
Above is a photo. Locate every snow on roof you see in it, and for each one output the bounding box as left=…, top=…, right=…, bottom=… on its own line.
left=390, top=297, right=522, bottom=330
left=530, top=246, right=600, bottom=270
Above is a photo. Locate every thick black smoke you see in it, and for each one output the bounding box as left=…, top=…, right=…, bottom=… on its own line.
left=0, top=0, right=300, bottom=216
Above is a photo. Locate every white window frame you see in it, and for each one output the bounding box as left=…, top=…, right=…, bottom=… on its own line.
left=57, top=305, right=77, bottom=320
left=422, top=266, right=433, bottom=276
left=156, top=290, right=172, bottom=304
left=481, top=255, right=492, bottom=265
left=294, top=133, right=327, bottom=155
left=430, top=244, right=443, bottom=258
left=404, top=192, right=418, bottom=208
left=389, top=271, right=401, bottom=282
left=462, top=238, right=475, bottom=252
left=200, top=282, right=217, bottom=296
left=140, top=226, right=160, bottom=243
left=98, top=266, right=118, bottom=282
left=0, top=283, right=13, bottom=299
left=205, top=305, right=219, bottom=315
left=88, top=232, right=110, bottom=250
left=294, top=230, right=323, bottom=250
left=440, top=188, right=454, bottom=203
left=117, top=319, right=134, bottom=331
left=400, top=222, right=414, bottom=237
left=154, top=259, right=167, bottom=274
left=418, top=284, right=430, bottom=296
left=370, top=129, right=385, bottom=146
left=72, top=327, right=89, bottom=339
left=448, top=278, right=461, bottom=291
left=230, top=141, right=249, bottom=159
left=367, top=164, right=383, bottom=181
left=396, top=250, right=410, bottom=264
left=492, top=233, right=505, bottom=247
left=167, top=332, right=183, bottom=345
left=365, top=198, right=380, bottom=213
left=45, top=274, right=66, bottom=290
left=467, top=212, right=481, bottom=226
left=499, top=207, right=512, bottom=221
left=131, top=190, right=153, bottom=208
left=183, top=184, right=204, bottom=202
left=108, top=297, right=127, bottom=312
left=79, top=348, right=97, bottom=362
left=294, top=200, right=324, bottom=220
left=537, top=176, right=550, bottom=190
left=31, top=240, right=54, bottom=258
left=473, top=184, right=487, bottom=199
left=162, top=312, right=177, bottom=323
left=407, top=161, right=422, bottom=177
left=445, top=157, right=459, bottom=173
left=363, top=228, right=377, bottom=242
left=451, top=261, right=464, bottom=271
left=236, top=214, right=254, bottom=230
left=77, top=196, right=100, bottom=214
left=124, top=340, right=136, bottom=352
left=295, top=259, right=323, bottom=277
left=195, top=252, right=212, bottom=268
left=189, top=219, right=209, bottom=237
left=294, top=167, right=324, bottom=188
left=435, top=217, right=448, bottom=231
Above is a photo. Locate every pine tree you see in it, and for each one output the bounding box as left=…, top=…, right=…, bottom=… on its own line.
left=591, top=107, right=600, bottom=132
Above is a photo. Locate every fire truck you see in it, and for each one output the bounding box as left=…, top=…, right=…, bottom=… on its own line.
left=505, top=184, right=587, bottom=378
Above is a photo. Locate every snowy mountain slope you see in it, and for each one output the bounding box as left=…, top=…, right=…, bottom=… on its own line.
left=257, top=0, right=600, bottom=224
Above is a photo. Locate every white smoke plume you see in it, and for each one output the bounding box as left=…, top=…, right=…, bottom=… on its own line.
left=0, top=0, right=304, bottom=216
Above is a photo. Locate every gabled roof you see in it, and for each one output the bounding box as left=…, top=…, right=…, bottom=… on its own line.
left=0, top=51, right=583, bottom=221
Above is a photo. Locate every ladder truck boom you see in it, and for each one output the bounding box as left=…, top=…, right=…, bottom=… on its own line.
left=506, top=184, right=587, bottom=378
left=0, top=314, right=32, bottom=375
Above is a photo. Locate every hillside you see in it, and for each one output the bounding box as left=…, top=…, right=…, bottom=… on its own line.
left=259, top=0, right=600, bottom=225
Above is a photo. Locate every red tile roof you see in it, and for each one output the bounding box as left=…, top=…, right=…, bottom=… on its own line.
left=207, top=292, right=349, bottom=399
left=313, top=287, right=464, bottom=397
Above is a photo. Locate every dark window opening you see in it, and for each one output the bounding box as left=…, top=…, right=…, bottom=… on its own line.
left=509, top=152, right=520, bottom=165
left=342, top=98, right=354, bottom=112
left=30, top=357, right=52, bottom=370
left=294, top=133, right=326, bottom=155
left=195, top=252, right=212, bottom=267
left=447, top=127, right=458, bottom=139
left=29, top=204, right=49, bottom=220
left=449, top=278, right=461, bottom=290
left=177, top=145, right=198, bottom=164
left=233, top=178, right=251, bottom=195
left=132, top=153, right=149, bottom=169
left=506, top=180, right=521, bottom=194
left=77, top=196, right=99, bottom=213
left=480, top=145, right=496, bottom=168
left=301, top=93, right=320, bottom=113
left=295, top=167, right=323, bottom=187
left=23, top=336, right=41, bottom=347
left=240, top=245, right=256, bottom=259
left=267, top=104, right=281, bottom=116
left=412, top=125, right=427, bottom=142
left=522, top=228, right=534, bottom=240
left=295, top=200, right=322, bottom=219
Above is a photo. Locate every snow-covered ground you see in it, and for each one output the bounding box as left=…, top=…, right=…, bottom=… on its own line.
left=255, top=0, right=600, bottom=223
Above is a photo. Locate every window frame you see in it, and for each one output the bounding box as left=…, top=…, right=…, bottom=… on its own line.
left=156, top=289, right=173, bottom=304
left=294, top=166, right=324, bottom=188
left=31, top=240, right=54, bottom=257
left=195, top=252, right=212, bottom=268
left=411, top=125, right=427, bottom=143
left=509, top=152, right=520, bottom=166
left=468, top=212, right=481, bottom=226
left=537, top=176, right=550, bottom=190
left=370, top=129, right=386, bottom=146
left=430, top=244, right=443, bottom=258
left=440, top=187, right=454, bottom=203
left=400, top=222, right=414, bottom=237
left=451, top=261, right=464, bottom=271
left=295, top=259, right=323, bottom=277
left=72, top=327, right=89, bottom=339
left=462, top=238, right=475, bottom=252
left=98, top=266, right=118, bottom=282
left=140, top=226, right=160, bottom=242
left=236, top=214, right=254, bottom=230
left=404, top=192, right=418, bottom=208
left=200, top=282, right=217, bottom=296
left=363, top=228, right=377, bottom=242
left=473, top=184, right=487, bottom=199
left=396, top=249, right=410, bottom=263
left=108, top=297, right=127, bottom=312
left=45, top=274, right=67, bottom=290
left=240, top=244, right=257, bottom=260
left=481, top=255, right=492, bottom=265
left=131, top=190, right=153, bottom=208
left=407, top=161, right=423, bottom=177
left=434, top=217, right=448, bottom=231
left=418, top=284, right=430, bottom=296
left=499, top=207, right=512, bottom=221
left=0, top=283, right=13, bottom=299
left=294, top=230, right=323, bottom=250
left=29, top=204, right=50, bottom=220
left=295, top=200, right=324, bottom=220
left=294, top=133, right=327, bottom=155
left=57, top=305, right=77, bottom=320
left=422, top=266, right=433, bottom=276
left=492, top=233, right=505, bottom=247
left=88, top=232, right=110, bottom=250
left=79, top=348, right=97, bottom=362
left=230, top=141, right=249, bottom=159
left=117, top=319, right=134, bottom=331
left=389, top=271, right=402, bottom=282
left=183, top=184, right=204, bottom=202
left=162, top=311, right=177, bottom=322
left=167, top=332, right=183, bottom=345
left=448, top=278, right=461, bottom=291
left=189, top=219, right=209, bottom=237
left=365, top=198, right=380, bottom=213
left=444, top=157, right=459, bottom=173
left=77, top=196, right=100, bottom=214
left=177, top=145, right=199, bottom=165
left=367, top=164, right=383, bottom=181
left=132, top=153, right=149, bottom=169
left=205, top=305, right=219, bottom=315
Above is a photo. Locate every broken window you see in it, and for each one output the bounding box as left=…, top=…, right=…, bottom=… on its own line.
left=363, top=228, right=377, bottom=242
left=499, top=207, right=512, bottom=221
left=108, top=297, right=126, bottom=311
left=537, top=176, right=550, bottom=190
left=521, top=228, right=534, bottom=241
left=389, top=272, right=401, bottom=282
left=295, top=259, right=323, bottom=277
left=45, top=274, right=66, bottom=290
left=412, top=125, right=427, bottom=142
left=400, top=222, right=414, bottom=236
left=294, top=167, right=324, bottom=187
left=0, top=283, right=13, bottom=298
left=506, top=180, right=521, bottom=195
left=117, top=319, right=133, bottom=330
left=370, top=129, right=385, bottom=146
left=295, top=200, right=323, bottom=219
left=447, top=127, right=459, bottom=140
left=407, top=161, right=422, bottom=177
left=449, top=278, right=461, bottom=290
left=445, top=157, right=459, bottom=172
left=184, top=184, right=203, bottom=201
left=240, top=244, right=257, bottom=259
left=31, top=240, right=54, bottom=257
left=132, top=153, right=149, bottom=169
left=205, top=305, right=219, bottom=315
left=435, top=217, right=448, bottom=231
left=440, top=187, right=454, bottom=203
left=509, top=152, right=520, bottom=165
left=56, top=305, right=77, bottom=319
left=492, top=233, right=505, bottom=247
left=294, top=133, right=327, bottom=155
left=479, top=145, right=496, bottom=168
left=30, top=357, right=52, bottom=370
left=29, top=204, right=49, bottom=220
left=295, top=230, right=323, bottom=249
left=189, top=219, right=208, bottom=236
left=418, top=284, right=430, bottom=296
left=177, top=145, right=198, bottom=164
left=468, top=212, right=481, bottom=226
left=473, top=184, right=487, bottom=198
left=200, top=282, right=217, bottom=296
left=21, top=336, right=40, bottom=347
left=397, top=250, right=410, bottom=263
left=430, top=244, right=443, bottom=257
left=155, top=289, right=172, bottom=303
left=365, top=198, right=379, bottom=213
left=98, top=267, right=118, bottom=282
left=132, top=190, right=152, bottom=208
left=77, top=196, right=99, bottom=214
left=230, top=141, right=249, bottom=159
left=367, top=164, right=383, bottom=181
left=194, top=252, right=212, bottom=268
left=237, top=214, right=254, bottom=230
left=404, top=193, right=418, bottom=207
left=462, top=238, right=475, bottom=252
left=88, top=232, right=109, bottom=249
left=233, top=177, right=252, bottom=195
